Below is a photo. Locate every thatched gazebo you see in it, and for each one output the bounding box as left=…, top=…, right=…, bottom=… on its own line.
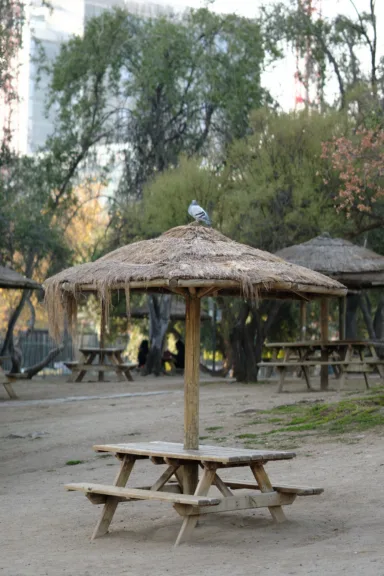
left=44, top=224, right=346, bottom=493
left=276, top=233, right=384, bottom=339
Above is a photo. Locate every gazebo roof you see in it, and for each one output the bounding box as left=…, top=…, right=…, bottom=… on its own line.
left=0, top=265, right=41, bottom=290
left=44, top=224, right=346, bottom=340
left=276, top=233, right=384, bottom=289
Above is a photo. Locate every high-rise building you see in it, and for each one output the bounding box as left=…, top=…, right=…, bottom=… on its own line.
left=7, top=0, right=187, bottom=155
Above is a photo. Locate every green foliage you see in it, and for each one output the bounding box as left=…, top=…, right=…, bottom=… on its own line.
left=0, top=153, right=72, bottom=278
left=261, top=0, right=382, bottom=110
left=266, top=390, right=384, bottom=434
left=44, top=6, right=266, bottom=246
left=143, top=156, right=221, bottom=235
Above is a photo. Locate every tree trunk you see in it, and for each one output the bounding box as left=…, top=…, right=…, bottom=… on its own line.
left=145, top=294, right=172, bottom=375
left=346, top=293, right=360, bottom=339
left=21, top=345, right=64, bottom=378
left=359, top=292, right=376, bottom=340
left=374, top=294, right=384, bottom=340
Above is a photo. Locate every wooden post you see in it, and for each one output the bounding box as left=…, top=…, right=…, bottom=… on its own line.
left=320, top=297, right=329, bottom=390
left=183, top=292, right=201, bottom=494
left=300, top=301, right=307, bottom=341
left=338, top=296, right=346, bottom=340
left=99, top=300, right=106, bottom=382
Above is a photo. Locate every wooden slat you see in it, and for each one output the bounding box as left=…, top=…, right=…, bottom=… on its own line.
left=222, top=480, right=324, bottom=495
left=86, top=483, right=182, bottom=504
left=79, top=347, right=125, bottom=353
left=65, top=364, right=135, bottom=372
left=174, top=492, right=296, bottom=516
left=92, top=441, right=296, bottom=463
left=66, top=483, right=220, bottom=506
left=258, top=361, right=351, bottom=367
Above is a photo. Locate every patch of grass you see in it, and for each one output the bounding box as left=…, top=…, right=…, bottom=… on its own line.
left=264, top=393, right=384, bottom=435
left=205, top=426, right=223, bottom=432
left=65, top=460, right=84, bottom=466
left=199, top=436, right=210, bottom=441
left=96, top=453, right=112, bottom=459
left=236, top=433, right=259, bottom=440
left=213, top=436, right=227, bottom=443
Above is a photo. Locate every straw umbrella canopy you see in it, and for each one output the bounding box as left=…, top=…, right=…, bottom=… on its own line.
left=276, top=233, right=384, bottom=289
left=276, top=233, right=384, bottom=339
left=44, top=224, right=346, bottom=490
left=0, top=265, right=41, bottom=290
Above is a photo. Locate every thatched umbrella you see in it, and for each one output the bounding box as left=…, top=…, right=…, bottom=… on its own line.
left=0, top=265, right=41, bottom=290
left=276, top=233, right=384, bottom=289
left=44, top=224, right=346, bottom=492
left=276, top=232, right=384, bottom=338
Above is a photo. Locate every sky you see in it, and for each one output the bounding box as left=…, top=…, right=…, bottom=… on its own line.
left=155, top=0, right=384, bottom=109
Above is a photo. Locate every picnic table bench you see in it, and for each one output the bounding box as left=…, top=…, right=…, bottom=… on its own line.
left=65, top=347, right=137, bottom=383
left=66, top=441, right=323, bottom=546
left=259, top=340, right=384, bottom=392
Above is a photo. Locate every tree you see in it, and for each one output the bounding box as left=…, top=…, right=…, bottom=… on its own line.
left=140, top=108, right=355, bottom=380
left=45, top=7, right=266, bottom=216
left=0, top=0, right=25, bottom=154
left=322, top=128, right=384, bottom=229
left=43, top=7, right=267, bottom=373
left=261, top=0, right=381, bottom=110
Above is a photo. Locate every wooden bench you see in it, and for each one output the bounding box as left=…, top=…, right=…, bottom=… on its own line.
left=66, top=483, right=221, bottom=507
left=65, top=481, right=305, bottom=519
left=64, top=361, right=137, bottom=382
left=258, top=360, right=350, bottom=392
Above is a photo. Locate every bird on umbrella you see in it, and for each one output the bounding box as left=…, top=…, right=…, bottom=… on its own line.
left=188, top=200, right=211, bottom=226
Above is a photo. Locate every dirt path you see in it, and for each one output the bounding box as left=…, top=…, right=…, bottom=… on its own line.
left=1, top=375, right=384, bottom=575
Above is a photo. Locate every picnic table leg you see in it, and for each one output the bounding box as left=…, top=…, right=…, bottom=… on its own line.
left=115, top=351, right=134, bottom=382
left=91, top=455, right=136, bottom=540
left=358, top=348, right=370, bottom=389
left=277, top=367, right=286, bottom=393
left=251, top=463, right=287, bottom=523
left=302, top=366, right=313, bottom=390
left=337, top=346, right=351, bottom=392
left=75, top=352, right=96, bottom=383
left=109, top=352, right=125, bottom=382
left=175, top=466, right=217, bottom=546
left=3, top=380, right=18, bottom=399
left=369, top=345, right=384, bottom=379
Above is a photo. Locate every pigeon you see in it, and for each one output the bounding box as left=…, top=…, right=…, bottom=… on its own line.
left=188, top=200, right=211, bottom=226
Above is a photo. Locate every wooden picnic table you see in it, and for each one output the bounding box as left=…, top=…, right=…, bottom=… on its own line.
left=65, top=347, right=137, bottom=383
left=259, top=340, right=384, bottom=392
left=66, top=440, right=323, bottom=546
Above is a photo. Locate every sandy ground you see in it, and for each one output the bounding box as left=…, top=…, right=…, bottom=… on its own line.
left=1, top=373, right=384, bottom=576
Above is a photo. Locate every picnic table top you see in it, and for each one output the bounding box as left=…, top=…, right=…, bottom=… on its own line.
left=93, top=441, right=296, bottom=464
left=79, top=346, right=125, bottom=354
left=265, top=340, right=383, bottom=349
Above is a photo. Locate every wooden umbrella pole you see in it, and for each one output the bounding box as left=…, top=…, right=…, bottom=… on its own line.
left=183, top=292, right=201, bottom=494
left=338, top=296, right=346, bottom=340
left=99, top=300, right=106, bottom=382
left=320, top=297, right=329, bottom=391
left=300, top=301, right=307, bottom=341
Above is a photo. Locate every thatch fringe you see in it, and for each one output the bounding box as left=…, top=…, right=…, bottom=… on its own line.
left=44, top=224, right=346, bottom=341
